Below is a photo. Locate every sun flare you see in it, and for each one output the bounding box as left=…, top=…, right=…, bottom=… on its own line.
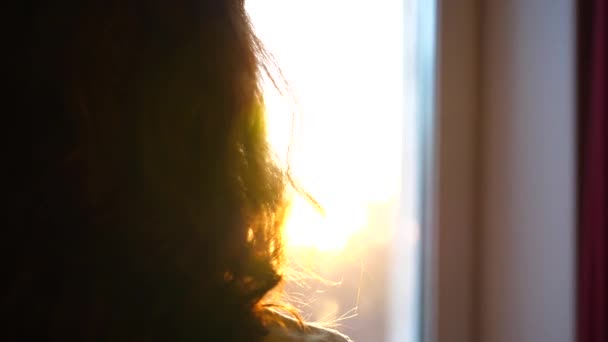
left=247, top=0, right=405, bottom=252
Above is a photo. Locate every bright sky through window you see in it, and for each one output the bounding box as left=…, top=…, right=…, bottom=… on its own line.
left=246, top=0, right=405, bottom=252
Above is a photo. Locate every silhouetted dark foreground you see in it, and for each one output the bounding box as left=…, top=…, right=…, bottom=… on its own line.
left=2, top=2, right=294, bottom=340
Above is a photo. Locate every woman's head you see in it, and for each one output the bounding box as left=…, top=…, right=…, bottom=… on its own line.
left=4, top=1, right=287, bottom=340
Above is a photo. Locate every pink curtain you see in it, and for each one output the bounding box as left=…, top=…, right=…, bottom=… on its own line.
left=577, top=0, right=607, bottom=341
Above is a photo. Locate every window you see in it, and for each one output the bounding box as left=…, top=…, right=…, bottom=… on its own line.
left=246, top=1, right=435, bottom=341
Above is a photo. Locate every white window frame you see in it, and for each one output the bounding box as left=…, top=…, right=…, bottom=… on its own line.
left=427, top=1, right=576, bottom=341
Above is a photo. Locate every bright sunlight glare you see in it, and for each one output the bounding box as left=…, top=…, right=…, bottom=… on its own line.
left=246, top=0, right=405, bottom=252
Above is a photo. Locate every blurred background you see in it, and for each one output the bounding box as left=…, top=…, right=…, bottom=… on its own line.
left=246, top=1, right=586, bottom=342
left=246, top=1, right=430, bottom=341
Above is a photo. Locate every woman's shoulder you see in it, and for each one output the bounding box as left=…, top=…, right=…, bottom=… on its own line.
left=262, top=309, right=353, bottom=342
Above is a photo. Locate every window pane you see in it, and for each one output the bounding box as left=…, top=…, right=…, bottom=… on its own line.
left=245, top=1, right=431, bottom=341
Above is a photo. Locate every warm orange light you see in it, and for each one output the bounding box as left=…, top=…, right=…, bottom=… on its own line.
left=247, top=0, right=404, bottom=252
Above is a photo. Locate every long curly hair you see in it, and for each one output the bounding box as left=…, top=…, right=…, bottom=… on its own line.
left=2, top=1, right=288, bottom=340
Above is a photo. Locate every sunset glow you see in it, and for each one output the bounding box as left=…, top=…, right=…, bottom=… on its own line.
left=246, top=0, right=405, bottom=252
